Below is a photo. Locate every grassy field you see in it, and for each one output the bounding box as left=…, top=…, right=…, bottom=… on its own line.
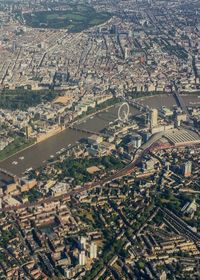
left=0, top=88, right=58, bottom=110
left=0, top=137, right=35, bottom=161
left=23, top=4, right=111, bottom=32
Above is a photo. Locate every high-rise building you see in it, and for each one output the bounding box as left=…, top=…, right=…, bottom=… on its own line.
left=80, top=236, right=87, bottom=250
left=159, top=271, right=167, bottom=280
left=182, top=161, right=192, bottom=177
left=124, top=47, right=129, bottom=59
left=12, top=40, right=16, bottom=53
left=131, top=134, right=142, bottom=148
left=79, top=251, right=86, bottom=266
left=150, top=109, right=158, bottom=128
left=89, top=242, right=97, bottom=259
left=128, top=30, right=132, bottom=38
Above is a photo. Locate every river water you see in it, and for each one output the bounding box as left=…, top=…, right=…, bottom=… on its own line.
left=0, top=94, right=199, bottom=176
left=0, top=105, right=128, bottom=176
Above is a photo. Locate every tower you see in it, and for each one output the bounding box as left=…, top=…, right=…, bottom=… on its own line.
left=12, top=40, right=16, bottom=53
left=80, top=236, right=87, bottom=250
left=128, top=30, right=133, bottom=38
left=124, top=47, right=129, bottom=59
left=89, top=242, right=97, bottom=259
left=182, top=161, right=192, bottom=177
left=145, top=112, right=150, bottom=125
left=150, top=109, right=158, bottom=128
left=79, top=251, right=86, bottom=266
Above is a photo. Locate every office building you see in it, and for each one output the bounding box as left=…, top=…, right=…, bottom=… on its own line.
left=150, top=109, right=158, bottom=128
left=79, top=251, right=86, bottom=266
left=89, top=242, right=97, bottom=259
left=182, top=161, right=192, bottom=177
left=80, top=236, right=87, bottom=250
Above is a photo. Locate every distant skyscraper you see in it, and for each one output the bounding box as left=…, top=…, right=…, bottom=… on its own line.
left=79, top=251, right=86, bottom=266
left=124, top=47, right=129, bottom=59
left=150, top=109, right=158, bottom=128
left=12, top=40, right=16, bottom=53
left=128, top=30, right=133, bottom=38
left=89, top=242, right=97, bottom=259
left=182, top=161, right=192, bottom=177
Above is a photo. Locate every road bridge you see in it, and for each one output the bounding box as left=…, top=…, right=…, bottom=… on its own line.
left=0, top=168, right=18, bottom=181
left=128, top=100, right=150, bottom=113
left=69, top=125, right=107, bottom=138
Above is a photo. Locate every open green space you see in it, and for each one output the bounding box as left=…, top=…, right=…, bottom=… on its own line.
left=0, top=88, right=58, bottom=110
left=23, top=4, right=111, bottom=32
left=33, top=155, right=124, bottom=184
left=56, top=156, right=124, bottom=184
left=0, top=136, right=35, bottom=161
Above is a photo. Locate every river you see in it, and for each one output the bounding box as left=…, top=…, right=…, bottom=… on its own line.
left=0, top=104, right=135, bottom=176
left=0, top=94, right=199, bottom=176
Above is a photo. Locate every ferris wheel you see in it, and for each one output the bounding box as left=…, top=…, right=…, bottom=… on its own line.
left=118, top=102, right=130, bottom=122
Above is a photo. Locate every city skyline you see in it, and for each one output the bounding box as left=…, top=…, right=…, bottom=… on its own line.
left=0, top=0, right=200, bottom=279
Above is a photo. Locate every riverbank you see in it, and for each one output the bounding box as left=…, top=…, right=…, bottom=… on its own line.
left=0, top=98, right=120, bottom=164
left=0, top=92, right=199, bottom=176
left=0, top=102, right=126, bottom=175
left=0, top=137, right=35, bottom=162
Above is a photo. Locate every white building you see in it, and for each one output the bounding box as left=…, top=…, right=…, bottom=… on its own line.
left=79, top=251, right=86, bottom=266
left=89, top=242, right=97, bottom=259
left=80, top=236, right=87, bottom=250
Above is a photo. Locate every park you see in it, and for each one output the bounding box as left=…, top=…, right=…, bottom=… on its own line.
left=23, top=5, right=111, bottom=32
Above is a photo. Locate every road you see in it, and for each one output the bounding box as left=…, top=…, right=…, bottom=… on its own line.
left=0, top=103, right=122, bottom=176
left=2, top=126, right=200, bottom=213
left=1, top=134, right=158, bottom=212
